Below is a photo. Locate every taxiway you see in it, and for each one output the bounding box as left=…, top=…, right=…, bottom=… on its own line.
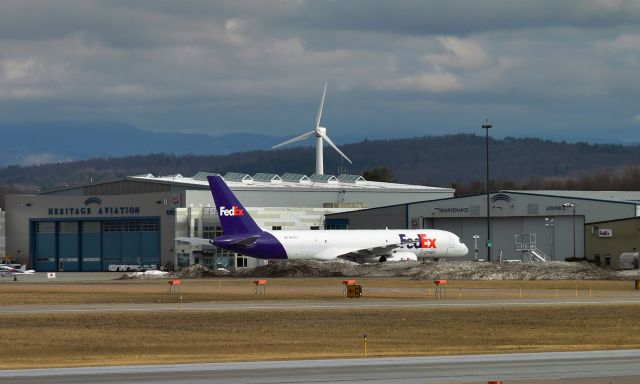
left=1, top=349, right=638, bottom=384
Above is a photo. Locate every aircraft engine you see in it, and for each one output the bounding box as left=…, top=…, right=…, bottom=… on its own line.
left=378, top=252, right=418, bottom=262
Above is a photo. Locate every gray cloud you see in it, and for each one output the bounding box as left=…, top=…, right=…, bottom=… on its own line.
left=280, top=1, right=640, bottom=36
left=0, top=0, right=639, bottom=143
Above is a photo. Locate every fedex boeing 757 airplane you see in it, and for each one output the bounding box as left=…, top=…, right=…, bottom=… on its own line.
left=179, top=175, right=468, bottom=263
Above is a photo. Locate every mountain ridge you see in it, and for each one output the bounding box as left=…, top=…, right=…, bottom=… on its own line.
left=0, top=123, right=284, bottom=166
left=2, top=134, right=640, bottom=192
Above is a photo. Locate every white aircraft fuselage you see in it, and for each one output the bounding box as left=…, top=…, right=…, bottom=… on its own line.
left=267, top=229, right=467, bottom=261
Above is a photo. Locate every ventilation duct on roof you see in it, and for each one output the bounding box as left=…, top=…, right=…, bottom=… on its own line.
left=253, top=173, right=282, bottom=183
left=337, top=174, right=366, bottom=184
left=309, top=174, right=338, bottom=184
left=281, top=173, right=311, bottom=184
left=192, top=172, right=219, bottom=181
left=224, top=172, right=253, bottom=184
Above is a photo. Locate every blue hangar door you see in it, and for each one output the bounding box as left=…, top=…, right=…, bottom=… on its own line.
left=34, top=221, right=79, bottom=272
left=140, top=221, right=161, bottom=268
left=81, top=222, right=101, bottom=271
left=33, top=221, right=83, bottom=272
left=101, top=219, right=160, bottom=271
left=33, top=221, right=56, bottom=272
left=58, top=222, right=80, bottom=272
left=33, top=219, right=160, bottom=272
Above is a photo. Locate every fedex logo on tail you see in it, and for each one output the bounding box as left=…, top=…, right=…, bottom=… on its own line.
left=399, top=234, right=436, bottom=249
left=219, top=205, right=245, bottom=217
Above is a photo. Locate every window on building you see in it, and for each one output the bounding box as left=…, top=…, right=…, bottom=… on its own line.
left=122, top=221, right=140, bottom=232
left=310, top=226, right=320, bottom=230
left=203, top=225, right=217, bottom=239
left=605, top=255, right=611, bottom=266
left=324, top=219, right=349, bottom=230
left=36, top=222, right=55, bottom=233
left=202, top=256, right=215, bottom=268
left=59, top=222, right=78, bottom=233
left=82, top=222, right=100, bottom=233
left=140, top=221, right=159, bottom=232
left=103, top=222, right=122, bottom=232
left=176, top=253, right=190, bottom=268
left=216, top=255, right=232, bottom=269
left=237, top=256, right=248, bottom=268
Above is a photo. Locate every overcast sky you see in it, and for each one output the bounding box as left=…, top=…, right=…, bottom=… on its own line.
left=1, top=0, right=640, bottom=143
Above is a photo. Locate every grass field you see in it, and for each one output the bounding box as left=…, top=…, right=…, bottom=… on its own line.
left=1, top=278, right=640, bottom=369
left=1, top=305, right=640, bottom=368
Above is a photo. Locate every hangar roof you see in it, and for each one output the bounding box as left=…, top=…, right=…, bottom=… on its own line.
left=326, top=189, right=640, bottom=218
left=503, top=190, right=640, bottom=202
left=39, top=171, right=453, bottom=195
left=133, top=172, right=450, bottom=191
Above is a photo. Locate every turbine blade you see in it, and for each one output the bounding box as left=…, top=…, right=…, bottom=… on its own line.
left=272, top=131, right=316, bottom=149
left=320, top=132, right=352, bottom=164
left=315, top=82, right=327, bottom=130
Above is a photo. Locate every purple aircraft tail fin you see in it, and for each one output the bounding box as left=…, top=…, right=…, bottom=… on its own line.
left=207, top=175, right=262, bottom=235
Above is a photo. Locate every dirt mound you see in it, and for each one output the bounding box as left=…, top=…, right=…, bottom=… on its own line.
left=405, top=261, right=617, bottom=280
left=239, top=260, right=640, bottom=280
left=238, top=260, right=357, bottom=278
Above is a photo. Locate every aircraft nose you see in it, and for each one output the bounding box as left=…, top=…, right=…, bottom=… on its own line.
left=449, top=235, right=468, bottom=256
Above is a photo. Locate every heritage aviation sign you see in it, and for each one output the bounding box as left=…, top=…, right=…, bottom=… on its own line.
left=47, top=197, right=141, bottom=216
left=48, top=206, right=141, bottom=216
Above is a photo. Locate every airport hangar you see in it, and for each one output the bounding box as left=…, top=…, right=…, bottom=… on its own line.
left=4, top=172, right=453, bottom=272
left=326, top=190, right=640, bottom=268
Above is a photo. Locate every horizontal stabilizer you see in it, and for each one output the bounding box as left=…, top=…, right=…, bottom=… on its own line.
left=230, top=235, right=260, bottom=247
left=175, top=237, right=214, bottom=246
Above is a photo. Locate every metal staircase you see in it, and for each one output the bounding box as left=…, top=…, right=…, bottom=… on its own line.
left=523, top=248, right=548, bottom=262
left=515, top=234, right=548, bottom=262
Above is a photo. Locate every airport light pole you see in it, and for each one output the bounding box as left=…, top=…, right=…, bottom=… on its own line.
left=482, top=119, right=493, bottom=262
left=473, top=235, right=479, bottom=260
left=563, top=203, right=577, bottom=259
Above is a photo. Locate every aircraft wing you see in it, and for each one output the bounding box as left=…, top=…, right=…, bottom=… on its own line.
left=315, top=242, right=404, bottom=260
left=354, top=243, right=403, bottom=256
left=175, top=237, right=214, bottom=246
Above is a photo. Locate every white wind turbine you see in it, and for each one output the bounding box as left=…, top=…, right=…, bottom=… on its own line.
left=272, top=83, right=352, bottom=175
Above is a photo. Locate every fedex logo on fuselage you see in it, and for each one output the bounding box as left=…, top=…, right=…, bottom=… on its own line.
left=219, top=205, right=245, bottom=217
left=399, top=234, right=436, bottom=249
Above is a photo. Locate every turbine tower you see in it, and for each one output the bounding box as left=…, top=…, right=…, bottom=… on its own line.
left=272, top=83, right=352, bottom=175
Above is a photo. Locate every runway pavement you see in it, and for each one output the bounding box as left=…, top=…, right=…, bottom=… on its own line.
left=1, top=349, right=639, bottom=383
left=2, top=272, right=124, bottom=282
left=1, top=296, right=639, bottom=314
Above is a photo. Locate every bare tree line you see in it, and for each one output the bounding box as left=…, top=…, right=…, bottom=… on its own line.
left=453, top=164, right=640, bottom=195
